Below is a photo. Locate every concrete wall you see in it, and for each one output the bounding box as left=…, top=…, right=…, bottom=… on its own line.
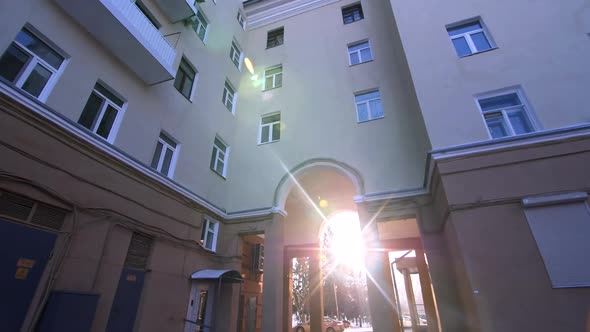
left=388, top=0, right=590, bottom=149
left=228, top=0, right=431, bottom=211
left=0, top=0, right=248, bottom=209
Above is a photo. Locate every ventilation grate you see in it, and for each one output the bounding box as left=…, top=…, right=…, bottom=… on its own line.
left=0, top=192, right=34, bottom=221
left=31, top=204, right=67, bottom=230
left=124, top=232, right=154, bottom=270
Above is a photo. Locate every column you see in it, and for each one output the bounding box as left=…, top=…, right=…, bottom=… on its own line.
left=309, top=251, right=324, bottom=332
left=358, top=202, right=401, bottom=332
left=262, top=213, right=285, bottom=332
left=415, top=247, right=440, bottom=332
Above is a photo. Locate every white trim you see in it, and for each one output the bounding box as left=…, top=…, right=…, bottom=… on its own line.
left=81, top=83, right=127, bottom=143
left=258, top=112, right=281, bottom=144
left=263, top=65, right=282, bottom=90
left=201, top=218, right=219, bottom=252
left=237, top=10, right=247, bottom=30
left=193, top=9, right=209, bottom=44
left=152, top=132, right=180, bottom=178
left=222, top=80, right=237, bottom=113
left=347, top=39, right=372, bottom=66
left=475, top=87, right=539, bottom=140
left=447, top=18, right=494, bottom=57
left=211, top=136, right=229, bottom=178
left=354, top=90, right=384, bottom=123
left=229, top=40, right=243, bottom=71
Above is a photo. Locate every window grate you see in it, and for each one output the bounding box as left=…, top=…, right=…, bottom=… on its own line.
left=31, top=204, right=67, bottom=230
left=124, top=232, right=154, bottom=269
left=0, top=192, right=35, bottom=221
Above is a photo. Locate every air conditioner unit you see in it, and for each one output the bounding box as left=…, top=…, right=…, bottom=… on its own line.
left=252, top=244, right=264, bottom=273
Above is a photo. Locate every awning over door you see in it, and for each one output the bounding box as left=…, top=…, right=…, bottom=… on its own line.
left=190, top=269, right=243, bottom=283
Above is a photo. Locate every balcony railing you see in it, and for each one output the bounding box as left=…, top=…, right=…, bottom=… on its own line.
left=154, top=0, right=198, bottom=22
left=54, top=0, right=177, bottom=84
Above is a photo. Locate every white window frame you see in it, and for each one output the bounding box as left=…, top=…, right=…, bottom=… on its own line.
left=81, top=82, right=127, bottom=143
left=229, top=41, right=243, bottom=70
left=222, top=80, right=237, bottom=113
left=152, top=132, right=180, bottom=178
left=237, top=11, right=246, bottom=30
left=447, top=19, right=494, bottom=57
left=258, top=112, right=281, bottom=144
left=475, top=88, right=538, bottom=139
left=347, top=40, right=373, bottom=65
left=5, top=26, right=69, bottom=102
left=193, top=9, right=209, bottom=43
left=263, top=65, right=282, bottom=90
left=354, top=90, right=384, bottom=123
left=201, top=218, right=219, bottom=252
left=211, top=136, right=229, bottom=178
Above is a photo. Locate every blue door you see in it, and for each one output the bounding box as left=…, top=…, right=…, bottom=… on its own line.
left=106, top=267, right=146, bottom=332
left=0, top=219, right=56, bottom=332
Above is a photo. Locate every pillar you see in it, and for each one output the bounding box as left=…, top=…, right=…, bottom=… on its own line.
left=309, top=252, right=324, bottom=332
left=358, top=202, right=401, bottom=332
left=415, top=247, right=440, bottom=332
left=262, top=213, right=285, bottom=332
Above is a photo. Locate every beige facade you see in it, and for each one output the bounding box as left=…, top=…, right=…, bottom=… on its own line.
left=0, top=0, right=590, bottom=331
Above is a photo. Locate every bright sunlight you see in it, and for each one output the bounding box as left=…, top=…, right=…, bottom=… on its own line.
left=324, top=211, right=366, bottom=271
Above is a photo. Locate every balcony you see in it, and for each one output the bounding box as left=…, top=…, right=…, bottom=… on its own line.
left=154, top=0, right=199, bottom=22
left=55, top=0, right=176, bottom=85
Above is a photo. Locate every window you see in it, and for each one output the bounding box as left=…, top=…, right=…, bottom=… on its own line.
left=348, top=40, right=372, bottom=65
left=522, top=192, right=590, bottom=288
left=150, top=132, right=179, bottom=177
left=200, top=218, right=219, bottom=251
left=477, top=90, right=535, bottom=139
left=447, top=20, right=493, bottom=57
left=237, top=11, right=246, bottom=29
left=342, top=3, right=364, bottom=24
left=133, top=0, right=161, bottom=29
left=259, top=113, right=281, bottom=144
left=174, top=58, right=197, bottom=100
left=263, top=65, right=282, bottom=90
left=229, top=41, right=243, bottom=70
left=222, top=80, right=237, bottom=113
left=192, top=10, right=209, bottom=43
left=266, top=27, right=284, bottom=48
left=78, top=82, right=126, bottom=142
left=355, top=90, right=383, bottom=122
left=210, top=136, right=229, bottom=177
left=0, top=27, right=66, bottom=101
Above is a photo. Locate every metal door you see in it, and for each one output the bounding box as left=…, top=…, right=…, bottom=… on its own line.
left=0, top=219, right=56, bottom=331
left=105, top=267, right=146, bottom=332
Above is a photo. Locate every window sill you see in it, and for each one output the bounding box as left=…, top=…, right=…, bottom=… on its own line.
left=210, top=168, right=227, bottom=180
left=343, top=19, right=364, bottom=25
left=266, top=44, right=283, bottom=50
left=458, top=47, right=498, bottom=59
left=175, top=89, right=193, bottom=103
left=258, top=140, right=280, bottom=146
left=349, top=59, right=373, bottom=67
left=199, top=244, right=217, bottom=253
left=262, top=86, right=282, bottom=92
left=357, top=115, right=384, bottom=124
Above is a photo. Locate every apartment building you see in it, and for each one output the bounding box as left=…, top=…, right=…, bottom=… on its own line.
left=0, top=0, right=589, bottom=331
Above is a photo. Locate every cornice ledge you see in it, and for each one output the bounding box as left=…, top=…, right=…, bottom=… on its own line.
left=247, top=0, right=340, bottom=29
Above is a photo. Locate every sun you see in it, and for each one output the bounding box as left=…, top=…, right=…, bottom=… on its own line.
left=324, top=211, right=366, bottom=271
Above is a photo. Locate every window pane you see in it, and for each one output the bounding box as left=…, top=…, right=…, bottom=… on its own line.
left=78, top=93, right=104, bottom=129
left=174, top=71, right=186, bottom=94
left=96, top=105, right=118, bottom=139
left=181, top=76, right=193, bottom=98
left=485, top=114, right=508, bottom=138
left=151, top=142, right=164, bottom=169
left=355, top=91, right=380, bottom=102
left=275, top=73, right=282, bottom=87
left=349, top=42, right=369, bottom=52
left=266, top=66, right=282, bottom=76
left=210, top=148, right=217, bottom=170
left=216, top=160, right=224, bottom=175
left=471, top=32, right=491, bottom=52
left=369, top=99, right=383, bottom=118
left=349, top=52, right=360, bottom=65
left=451, top=37, right=471, bottom=57
left=205, top=231, right=214, bottom=249
left=160, top=147, right=173, bottom=175
left=265, top=76, right=273, bottom=89
left=272, top=123, right=281, bottom=141
left=262, top=114, right=280, bottom=124
left=261, top=125, right=270, bottom=143
left=0, top=44, right=30, bottom=82
left=479, top=93, right=521, bottom=111
left=21, top=63, right=52, bottom=97
left=214, top=138, right=226, bottom=152
left=357, top=103, right=369, bottom=122
left=95, top=83, right=124, bottom=107
left=16, top=29, right=64, bottom=69
left=360, top=48, right=372, bottom=62
left=447, top=22, right=482, bottom=36
left=508, top=110, right=533, bottom=134
left=159, top=133, right=177, bottom=147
